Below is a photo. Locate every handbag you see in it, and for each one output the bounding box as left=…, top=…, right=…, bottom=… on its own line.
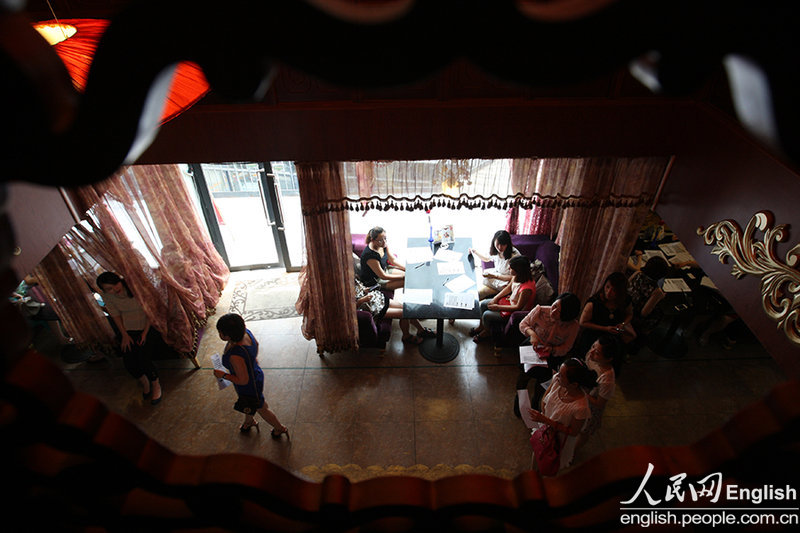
left=233, top=395, right=262, bottom=415
left=529, top=424, right=563, bottom=476
left=498, top=296, right=512, bottom=318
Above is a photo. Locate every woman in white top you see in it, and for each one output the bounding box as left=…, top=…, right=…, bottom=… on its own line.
left=97, top=271, right=163, bottom=405
left=577, top=335, right=620, bottom=449
left=469, top=230, right=521, bottom=299
left=528, top=358, right=595, bottom=473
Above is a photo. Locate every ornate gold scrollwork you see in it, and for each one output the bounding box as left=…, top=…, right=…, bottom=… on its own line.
left=697, top=211, right=800, bottom=347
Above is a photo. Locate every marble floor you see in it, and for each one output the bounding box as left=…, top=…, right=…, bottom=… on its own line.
left=39, top=269, right=787, bottom=482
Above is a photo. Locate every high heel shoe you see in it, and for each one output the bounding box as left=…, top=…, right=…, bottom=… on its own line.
left=240, top=420, right=259, bottom=433
left=271, top=426, right=289, bottom=440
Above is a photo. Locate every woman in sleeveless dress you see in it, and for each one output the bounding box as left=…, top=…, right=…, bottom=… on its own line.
left=213, top=313, right=288, bottom=437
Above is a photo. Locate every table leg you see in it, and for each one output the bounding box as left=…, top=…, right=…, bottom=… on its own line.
left=419, top=318, right=460, bottom=363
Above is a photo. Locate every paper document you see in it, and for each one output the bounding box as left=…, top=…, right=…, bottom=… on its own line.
left=210, top=353, right=231, bottom=390
left=668, top=252, right=695, bottom=265
left=443, top=292, right=476, bottom=310
left=403, top=288, right=433, bottom=305
left=642, top=249, right=666, bottom=261
left=663, top=278, right=691, bottom=293
left=658, top=241, right=688, bottom=256
left=437, top=261, right=464, bottom=276
left=519, top=344, right=549, bottom=368
left=433, top=248, right=463, bottom=263
left=700, top=276, right=718, bottom=290
left=517, top=389, right=537, bottom=429
left=444, top=274, right=476, bottom=293
left=405, top=246, right=434, bottom=265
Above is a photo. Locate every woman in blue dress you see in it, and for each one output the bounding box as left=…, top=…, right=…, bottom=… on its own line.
left=213, top=313, right=288, bottom=437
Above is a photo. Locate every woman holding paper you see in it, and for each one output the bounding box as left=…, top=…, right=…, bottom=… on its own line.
left=527, top=358, right=595, bottom=473
left=469, top=229, right=521, bottom=299
left=361, top=227, right=405, bottom=290
left=471, top=256, right=536, bottom=344
left=519, top=292, right=582, bottom=358
left=514, top=292, right=581, bottom=417
left=213, top=313, right=288, bottom=437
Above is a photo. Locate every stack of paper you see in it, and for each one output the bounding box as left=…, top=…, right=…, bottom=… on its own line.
left=658, top=241, right=688, bottom=256
left=519, top=344, right=549, bottom=371
left=444, top=274, right=475, bottom=293
left=405, top=246, right=434, bottom=265
left=642, top=249, right=666, bottom=261
left=663, top=278, right=691, bottom=293
left=210, top=353, right=231, bottom=390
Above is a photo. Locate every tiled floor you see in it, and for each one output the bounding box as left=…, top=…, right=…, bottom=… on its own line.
left=39, top=270, right=787, bottom=481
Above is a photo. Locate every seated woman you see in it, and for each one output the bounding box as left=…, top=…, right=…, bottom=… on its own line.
left=575, top=271, right=636, bottom=359
left=469, top=230, right=521, bottom=300
left=628, top=256, right=669, bottom=340
left=577, top=335, right=620, bottom=450
left=355, top=278, right=433, bottom=345
left=513, top=292, right=581, bottom=416
left=527, top=358, right=595, bottom=474
left=360, top=226, right=405, bottom=291
left=471, top=255, right=536, bottom=344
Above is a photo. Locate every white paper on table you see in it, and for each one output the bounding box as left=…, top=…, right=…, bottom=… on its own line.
left=403, top=288, right=433, bottom=305
left=663, top=277, right=691, bottom=293
left=642, top=249, right=667, bottom=261
left=700, top=276, right=718, bottom=290
left=519, top=344, right=549, bottom=367
left=658, top=241, right=688, bottom=256
left=517, top=389, right=537, bottom=429
left=405, top=246, right=434, bottom=264
left=667, top=251, right=695, bottom=265
left=437, top=261, right=465, bottom=276
left=443, top=292, right=476, bottom=310
left=210, top=353, right=231, bottom=390
left=444, top=274, right=476, bottom=293
left=433, top=248, right=463, bottom=263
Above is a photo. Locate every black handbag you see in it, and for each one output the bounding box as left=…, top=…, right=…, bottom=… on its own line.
left=233, top=395, right=261, bottom=415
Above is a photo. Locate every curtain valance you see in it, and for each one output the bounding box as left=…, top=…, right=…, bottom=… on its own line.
left=300, top=158, right=665, bottom=215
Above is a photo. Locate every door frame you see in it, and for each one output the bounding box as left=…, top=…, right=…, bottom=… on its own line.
left=188, top=162, right=296, bottom=272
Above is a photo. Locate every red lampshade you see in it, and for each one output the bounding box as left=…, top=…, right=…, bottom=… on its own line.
left=33, top=19, right=210, bottom=124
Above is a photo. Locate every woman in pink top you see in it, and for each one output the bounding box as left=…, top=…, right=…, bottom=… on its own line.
left=528, top=358, right=595, bottom=473
left=519, top=292, right=582, bottom=358
left=514, top=293, right=582, bottom=417
left=471, top=256, right=536, bottom=344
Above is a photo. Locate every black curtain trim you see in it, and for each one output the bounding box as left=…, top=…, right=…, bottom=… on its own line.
left=301, top=193, right=655, bottom=215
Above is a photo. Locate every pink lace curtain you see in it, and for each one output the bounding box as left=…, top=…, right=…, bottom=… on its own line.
left=33, top=243, right=116, bottom=348
left=294, top=162, right=359, bottom=353
left=37, top=164, right=229, bottom=356
left=551, top=157, right=669, bottom=301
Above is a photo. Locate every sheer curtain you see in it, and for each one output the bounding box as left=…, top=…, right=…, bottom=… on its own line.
left=295, top=162, right=359, bottom=353
left=37, top=164, right=230, bottom=358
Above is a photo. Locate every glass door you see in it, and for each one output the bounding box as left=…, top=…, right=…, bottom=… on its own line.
left=185, top=162, right=302, bottom=271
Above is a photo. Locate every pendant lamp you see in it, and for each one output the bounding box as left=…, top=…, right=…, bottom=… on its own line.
left=33, top=19, right=210, bottom=124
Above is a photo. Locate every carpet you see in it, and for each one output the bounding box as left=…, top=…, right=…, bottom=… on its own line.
left=228, top=274, right=301, bottom=321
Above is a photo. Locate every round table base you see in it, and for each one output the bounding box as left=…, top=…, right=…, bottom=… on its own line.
left=419, top=333, right=460, bottom=363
